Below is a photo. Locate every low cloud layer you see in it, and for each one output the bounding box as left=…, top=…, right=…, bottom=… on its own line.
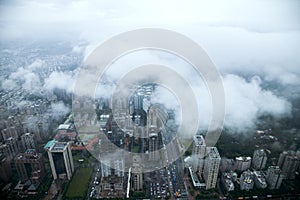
left=49, top=101, right=71, bottom=120
left=0, top=0, right=299, bottom=133
left=44, top=71, right=76, bottom=94
left=1, top=59, right=43, bottom=92
left=223, top=74, right=292, bottom=131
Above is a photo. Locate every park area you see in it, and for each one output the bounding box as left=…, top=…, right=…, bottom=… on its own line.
left=65, top=167, right=93, bottom=199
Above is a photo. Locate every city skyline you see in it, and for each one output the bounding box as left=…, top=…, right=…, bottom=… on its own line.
left=0, top=0, right=300, bottom=199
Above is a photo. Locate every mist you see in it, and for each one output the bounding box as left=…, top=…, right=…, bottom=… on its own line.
left=1, top=0, right=299, bottom=133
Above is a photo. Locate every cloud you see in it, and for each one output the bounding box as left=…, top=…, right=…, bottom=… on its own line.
left=223, top=74, right=292, bottom=131
left=1, top=79, right=18, bottom=90
left=48, top=101, right=71, bottom=120
left=43, top=71, right=76, bottom=93
left=1, top=59, right=43, bottom=92
left=0, top=0, right=299, bottom=133
left=94, top=50, right=293, bottom=132
left=26, top=59, right=44, bottom=70
left=1, top=0, right=300, bottom=40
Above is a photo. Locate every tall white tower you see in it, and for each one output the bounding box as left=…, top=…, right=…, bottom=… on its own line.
left=192, top=135, right=206, bottom=173
left=203, top=147, right=221, bottom=190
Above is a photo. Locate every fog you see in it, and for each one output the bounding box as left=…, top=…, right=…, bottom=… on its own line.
left=1, top=0, right=299, bottom=132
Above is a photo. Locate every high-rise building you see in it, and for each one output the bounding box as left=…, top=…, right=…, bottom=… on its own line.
left=203, top=147, right=221, bottom=190
left=220, top=158, right=235, bottom=173
left=240, top=170, right=254, bottom=191
left=14, top=149, right=45, bottom=183
left=253, top=170, right=267, bottom=189
left=148, top=107, right=159, bottom=161
left=101, top=158, right=125, bottom=178
left=132, top=155, right=143, bottom=191
left=192, top=135, right=206, bottom=173
left=21, top=133, right=37, bottom=150
left=266, top=166, right=284, bottom=189
left=0, top=153, right=12, bottom=182
left=133, top=93, right=144, bottom=111
left=0, top=137, right=19, bottom=159
left=99, top=157, right=125, bottom=198
left=278, top=151, right=300, bottom=179
left=47, top=141, right=74, bottom=180
left=235, top=156, right=251, bottom=172
left=101, top=159, right=112, bottom=177
left=252, top=149, right=267, bottom=170
left=221, top=172, right=235, bottom=192
left=1, top=127, right=18, bottom=140
left=114, top=159, right=124, bottom=177
left=148, top=132, right=159, bottom=161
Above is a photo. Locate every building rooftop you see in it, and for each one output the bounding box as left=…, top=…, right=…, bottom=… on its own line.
left=208, top=147, right=220, bottom=159
left=24, top=133, right=32, bottom=136
left=193, top=135, right=206, bottom=146
left=44, top=139, right=56, bottom=150
left=255, top=149, right=266, bottom=156
left=15, top=149, right=41, bottom=160
left=58, top=124, right=72, bottom=130
left=236, top=156, right=251, bottom=161
left=51, top=142, right=68, bottom=151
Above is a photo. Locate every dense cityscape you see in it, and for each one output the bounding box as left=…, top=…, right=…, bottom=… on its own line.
left=1, top=1, right=300, bottom=200
left=0, top=79, right=299, bottom=199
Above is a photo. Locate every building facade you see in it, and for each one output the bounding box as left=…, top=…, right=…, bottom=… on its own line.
left=240, top=170, right=254, bottom=191
left=252, top=149, right=267, bottom=170
left=0, top=137, right=19, bottom=159
left=278, top=151, right=300, bottom=179
left=0, top=153, right=12, bottom=182
left=47, top=141, right=74, bottom=180
left=203, top=147, right=221, bottom=190
left=266, top=166, right=284, bottom=189
left=192, top=135, right=206, bottom=173
left=132, top=155, right=143, bottom=191
left=21, top=133, right=37, bottom=150
left=14, top=149, right=45, bottom=183
left=253, top=170, right=267, bottom=189
left=235, top=156, right=251, bottom=172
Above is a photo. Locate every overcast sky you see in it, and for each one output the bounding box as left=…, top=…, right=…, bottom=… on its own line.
left=1, top=0, right=299, bottom=131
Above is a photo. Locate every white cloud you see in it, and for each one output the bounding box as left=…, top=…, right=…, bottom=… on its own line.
left=223, top=74, right=292, bottom=131
left=48, top=101, right=71, bottom=119
left=1, top=59, right=43, bottom=92
left=0, top=0, right=299, bottom=132
left=44, top=71, right=76, bottom=93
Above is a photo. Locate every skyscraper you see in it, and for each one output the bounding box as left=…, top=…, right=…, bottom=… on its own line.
left=0, top=154, right=12, bottom=182
left=148, top=107, right=159, bottom=161
left=132, top=155, right=143, bottom=191
left=0, top=137, right=19, bottom=159
left=278, top=151, right=300, bottom=179
left=148, top=132, right=159, bottom=161
left=240, top=170, right=254, bottom=191
left=14, top=149, right=45, bottom=183
left=100, top=158, right=125, bottom=178
left=203, top=147, right=221, bottom=190
left=21, top=133, right=37, bottom=150
left=253, top=170, right=267, bottom=189
left=235, top=156, right=251, bottom=172
left=266, top=166, right=284, bottom=189
left=192, top=135, right=206, bottom=173
left=101, top=159, right=112, bottom=177
left=47, top=141, right=74, bottom=180
left=252, top=149, right=267, bottom=170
